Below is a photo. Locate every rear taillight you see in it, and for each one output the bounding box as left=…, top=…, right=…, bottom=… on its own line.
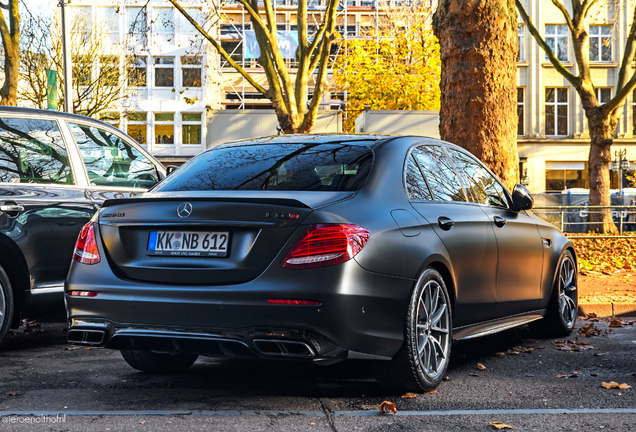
left=281, top=224, right=370, bottom=270
left=73, top=222, right=101, bottom=265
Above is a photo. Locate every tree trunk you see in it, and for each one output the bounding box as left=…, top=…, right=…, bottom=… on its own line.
left=586, top=107, right=619, bottom=233
left=0, top=0, right=20, bottom=106
left=433, top=0, right=519, bottom=189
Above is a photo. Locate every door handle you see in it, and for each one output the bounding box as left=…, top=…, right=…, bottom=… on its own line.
left=493, top=216, right=507, bottom=228
left=0, top=204, right=25, bottom=213
left=437, top=216, right=455, bottom=231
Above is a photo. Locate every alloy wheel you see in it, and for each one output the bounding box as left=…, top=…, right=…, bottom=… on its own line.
left=558, top=255, right=577, bottom=328
left=415, top=279, right=451, bottom=379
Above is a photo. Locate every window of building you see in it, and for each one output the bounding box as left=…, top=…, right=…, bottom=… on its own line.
left=70, top=6, right=92, bottom=45
left=545, top=24, right=568, bottom=62
left=596, top=87, right=612, bottom=104
left=545, top=161, right=589, bottom=191
left=127, top=6, right=148, bottom=45
left=155, top=113, right=174, bottom=145
left=98, top=112, right=121, bottom=129
left=154, top=57, right=174, bottom=87
left=335, top=25, right=357, bottom=37
left=152, top=7, right=175, bottom=44
left=517, top=87, right=524, bottom=136
left=181, top=7, right=203, bottom=33
left=97, top=7, right=119, bottom=44
left=182, top=113, right=202, bottom=145
left=518, top=24, right=525, bottom=62
left=72, top=55, right=92, bottom=87
left=589, top=25, right=612, bottom=62
left=545, top=87, right=568, bottom=136
left=632, top=90, right=636, bottom=136
left=128, top=56, right=147, bottom=87
left=220, top=41, right=243, bottom=67
left=182, top=56, right=202, bottom=88
left=127, top=112, right=147, bottom=144
left=100, top=56, right=119, bottom=87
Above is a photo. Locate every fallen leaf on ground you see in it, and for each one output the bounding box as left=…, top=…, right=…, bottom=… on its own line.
left=7, top=393, right=17, bottom=396
left=83, top=347, right=92, bottom=350
left=579, top=323, right=603, bottom=337
left=495, top=352, right=506, bottom=358
left=424, top=390, right=438, bottom=395
left=379, top=401, right=397, bottom=415
left=443, top=376, right=450, bottom=381
left=553, top=372, right=579, bottom=378
left=591, top=373, right=598, bottom=377
left=584, top=313, right=599, bottom=321
left=477, top=363, right=487, bottom=371
left=609, top=318, right=624, bottom=328
left=552, top=340, right=593, bottom=351
left=594, top=352, right=607, bottom=356
left=63, top=347, right=81, bottom=350
left=631, top=372, right=636, bottom=377
left=601, top=381, right=629, bottom=389
left=489, top=421, right=514, bottom=429
left=401, top=392, right=417, bottom=398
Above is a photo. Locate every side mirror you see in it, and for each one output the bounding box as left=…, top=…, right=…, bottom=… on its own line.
left=511, top=184, right=534, bottom=211
left=165, top=165, right=179, bottom=176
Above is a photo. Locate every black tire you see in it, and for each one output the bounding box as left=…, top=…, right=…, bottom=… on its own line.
left=0, top=264, right=15, bottom=350
left=529, top=249, right=577, bottom=338
left=120, top=350, right=198, bottom=373
left=373, top=268, right=452, bottom=393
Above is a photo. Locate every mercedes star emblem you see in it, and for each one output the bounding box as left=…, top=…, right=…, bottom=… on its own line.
left=177, top=202, right=193, bottom=219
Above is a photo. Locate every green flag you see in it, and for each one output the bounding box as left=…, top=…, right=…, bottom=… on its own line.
left=46, top=70, right=58, bottom=110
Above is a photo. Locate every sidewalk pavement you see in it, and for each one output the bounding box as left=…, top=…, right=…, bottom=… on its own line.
left=578, top=273, right=636, bottom=318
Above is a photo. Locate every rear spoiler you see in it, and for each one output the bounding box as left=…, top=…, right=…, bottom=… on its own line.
left=102, top=196, right=313, bottom=209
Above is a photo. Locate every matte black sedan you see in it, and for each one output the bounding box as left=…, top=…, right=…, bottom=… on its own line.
left=65, top=135, right=577, bottom=392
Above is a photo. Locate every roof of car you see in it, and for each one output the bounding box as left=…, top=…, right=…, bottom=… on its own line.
left=0, top=105, right=114, bottom=127
left=215, top=134, right=394, bottom=149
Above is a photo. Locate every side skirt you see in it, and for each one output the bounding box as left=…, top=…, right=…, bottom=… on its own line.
left=452, top=310, right=546, bottom=341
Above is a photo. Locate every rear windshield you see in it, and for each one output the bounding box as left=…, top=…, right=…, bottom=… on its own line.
left=154, top=142, right=374, bottom=192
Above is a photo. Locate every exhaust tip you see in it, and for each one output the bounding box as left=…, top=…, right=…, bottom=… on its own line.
left=252, top=339, right=315, bottom=358
left=68, top=329, right=106, bottom=345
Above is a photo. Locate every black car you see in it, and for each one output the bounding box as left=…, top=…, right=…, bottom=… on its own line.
left=65, top=135, right=577, bottom=392
left=0, top=107, right=165, bottom=348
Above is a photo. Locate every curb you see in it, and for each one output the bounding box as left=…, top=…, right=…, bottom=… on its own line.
left=578, top=300, right=636, bottom=318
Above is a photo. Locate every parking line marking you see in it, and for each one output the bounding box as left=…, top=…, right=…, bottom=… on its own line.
left=1, top=408, right=636, bottom=417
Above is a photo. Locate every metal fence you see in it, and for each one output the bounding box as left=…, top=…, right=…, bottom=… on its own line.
left=533, top=205, right=636, bottom=238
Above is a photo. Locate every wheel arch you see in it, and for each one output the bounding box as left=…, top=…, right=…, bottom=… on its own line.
left=0, top=233, right=30, bottom=326
left=423, top=259, right=456, bottom=314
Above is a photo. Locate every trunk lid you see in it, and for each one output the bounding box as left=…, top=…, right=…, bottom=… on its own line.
left=97, top=191, right=353, bottom=285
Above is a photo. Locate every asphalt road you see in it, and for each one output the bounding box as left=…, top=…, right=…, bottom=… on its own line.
left=1, top=316, right=635, bottom=431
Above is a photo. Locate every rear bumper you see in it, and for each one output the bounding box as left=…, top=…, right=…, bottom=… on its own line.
left=65, top=258, right=415, bottom=360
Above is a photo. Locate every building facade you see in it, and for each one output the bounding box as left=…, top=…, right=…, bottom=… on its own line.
left=517, top=0, right=635, bottom=196
left=68, top=0, right=384, bottom=162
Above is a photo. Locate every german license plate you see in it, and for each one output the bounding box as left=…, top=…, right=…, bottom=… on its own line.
left=147, top=231, right=229, bottom=257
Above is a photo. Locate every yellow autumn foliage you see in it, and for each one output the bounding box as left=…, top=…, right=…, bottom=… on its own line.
left=332, top=2, right=441, bottom=132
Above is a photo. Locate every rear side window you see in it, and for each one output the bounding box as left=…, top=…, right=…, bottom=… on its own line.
left=411, top=145, right=468, bottom=202
left=445, top=148, right=509, bottom=208
left=68, top=122, right=160, bottom=189
left=0, top=117, right=74, bottom=185
left=405, top=154, right=432, bottom=200
left=155, top=142, right=374, bottom=192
